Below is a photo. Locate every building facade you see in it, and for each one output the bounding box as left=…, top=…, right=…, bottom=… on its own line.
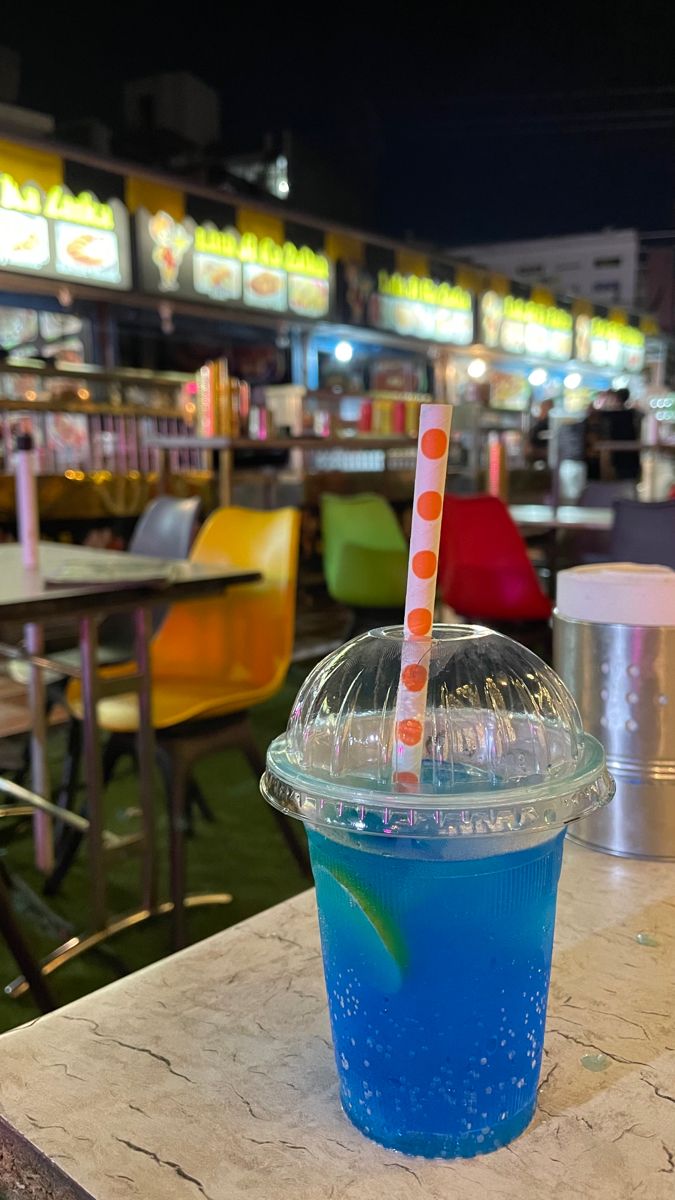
left=449, top=229, right=641, bottom=309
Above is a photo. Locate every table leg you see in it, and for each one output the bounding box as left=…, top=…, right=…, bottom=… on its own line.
left=0, top=861, right=56, bottom=1013
left=25, top=623, right=53, bottom=872
left=133, top=607, right=157, bottom=913
left=157, top=448, right=169, bottom=495
left=79, top=614, right=106, bottom=931
left=214, top=447, right=233, bottom=507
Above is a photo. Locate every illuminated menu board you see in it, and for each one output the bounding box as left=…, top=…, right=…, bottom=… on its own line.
left=480, top=291, right=573, bottom=361
left=574, top=315, right=645, bottom=373
left=137, top=210, right=331, bottom=318
left=369, top=270, right=474, bottom=344
left=0, top=174, right=131, bottom=289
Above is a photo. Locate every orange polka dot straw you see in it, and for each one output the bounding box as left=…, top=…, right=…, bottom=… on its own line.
left=394, top=403, right=452, bottom=791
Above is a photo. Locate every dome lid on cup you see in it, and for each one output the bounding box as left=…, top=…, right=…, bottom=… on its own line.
left=262, top=625, right=614, bottom=838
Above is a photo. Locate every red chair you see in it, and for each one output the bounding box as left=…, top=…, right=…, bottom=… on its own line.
left=439, top=495, right=552, bottom=623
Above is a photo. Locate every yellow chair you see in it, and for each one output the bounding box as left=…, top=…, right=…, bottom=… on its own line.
left=78, top=505, right=300, bottom=730
left=61, top=507, right=306, bottom=941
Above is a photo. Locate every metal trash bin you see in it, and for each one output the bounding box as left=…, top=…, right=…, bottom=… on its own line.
left=553, top=613, right=675, bottom=860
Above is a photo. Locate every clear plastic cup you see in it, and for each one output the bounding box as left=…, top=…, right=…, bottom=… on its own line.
left=262, top=626, right=613, bottom=1158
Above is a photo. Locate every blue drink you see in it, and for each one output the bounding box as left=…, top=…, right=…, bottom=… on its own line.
left=308, top=827, right=565, bottom=1158
left=262, top=625, right=613, bottom=1159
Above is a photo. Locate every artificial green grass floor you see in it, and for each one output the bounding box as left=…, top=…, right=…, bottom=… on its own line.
left=0, top=664, right=312, bottom=1035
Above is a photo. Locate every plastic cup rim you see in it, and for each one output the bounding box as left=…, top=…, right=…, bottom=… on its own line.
left=264, top=730, right=611, bottom=817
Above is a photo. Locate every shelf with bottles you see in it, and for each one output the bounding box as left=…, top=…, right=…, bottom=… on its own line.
left=172, top=365, right=426, bottom=481
left=300, top=388, right=432, bottom=440
left=0, top=359, right=193, bottom=478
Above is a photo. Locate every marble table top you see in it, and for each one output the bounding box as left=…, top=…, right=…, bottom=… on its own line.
left=0, top=841, right=673, bottom=1200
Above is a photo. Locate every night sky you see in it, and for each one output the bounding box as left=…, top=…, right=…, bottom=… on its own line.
left=4, top=3, right=675, bottom=245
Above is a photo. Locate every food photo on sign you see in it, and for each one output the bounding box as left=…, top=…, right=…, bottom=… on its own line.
left=0, top=174, right=132, bottom=289
left=138, top=208, right=331, bottom=319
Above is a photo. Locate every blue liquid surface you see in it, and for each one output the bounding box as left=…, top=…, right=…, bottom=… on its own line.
left=309, top=828, right=565, bottom=1158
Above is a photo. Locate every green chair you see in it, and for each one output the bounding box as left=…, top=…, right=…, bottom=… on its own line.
left=321, top=493, right=408, bottom=611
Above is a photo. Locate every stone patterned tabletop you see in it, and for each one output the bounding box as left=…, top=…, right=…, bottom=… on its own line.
left=0, top=841, right=673, bottom=1200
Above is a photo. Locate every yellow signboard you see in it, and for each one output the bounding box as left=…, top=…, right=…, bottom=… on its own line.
left=371, top=269, right=474, bottom=344
left=480, top=290, right=574, bottom=361
left=138, top=210, right=331, bottom=318
left=194, top=225, right=329, bottom=279
left=575, top=314, right=645, bottom=372
left=0, top=172, right=131, bottom=288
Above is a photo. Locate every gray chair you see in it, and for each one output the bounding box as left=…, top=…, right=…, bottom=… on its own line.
left=580, top=481, right=636, bottom=508
left=33, top=495, right=201, bottom=680
left=129, top=494, right=202, bottom=558
left=92, top=495, right=202, bottom=660
left=564, top=481, right=638, bottom=566
left=609, top=499, right=675, bottom=569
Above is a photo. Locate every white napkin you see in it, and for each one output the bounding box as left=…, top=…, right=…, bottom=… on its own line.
left=556, top=562, right=675, bottom=626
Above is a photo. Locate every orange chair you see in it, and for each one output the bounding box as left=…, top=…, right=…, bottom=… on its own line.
left=439, top=495, right=552, bottom=624
left=58, top=507, right=305, bottom=936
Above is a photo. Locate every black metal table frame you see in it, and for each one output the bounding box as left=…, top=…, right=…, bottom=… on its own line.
left=0, top=555, right=259, bottom=1000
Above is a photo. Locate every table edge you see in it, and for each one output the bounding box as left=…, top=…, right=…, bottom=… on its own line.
left=0, top=1115, right=92, bottom=1200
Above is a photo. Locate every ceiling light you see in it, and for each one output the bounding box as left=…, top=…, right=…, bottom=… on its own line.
left=467, top=358, right=487, bottom=379
left=528, top=368, right=548, bottom=387
left=564, top=372, right=582, bottom=390
left=334, top=340, right=353, bottom=363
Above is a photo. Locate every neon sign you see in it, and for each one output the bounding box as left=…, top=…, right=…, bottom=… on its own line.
left=480, top=291, right=574, bottom=361
left=574, top=315, right=645, bottom=372
left=138, top=210, right=331, bottom=318
left=0, top=173, right=131, bottom=287
left=370, top=270, right=474, bottom=344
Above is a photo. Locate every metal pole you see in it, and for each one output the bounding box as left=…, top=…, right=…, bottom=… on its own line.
left=303, top=330, right=320, bottom=390
left=548, top=411, right=561, bottom=513
left=25, top=622, right=53, bottom=872
left=134, top=606, right=157, bottom=913
left=79, top=614, right=106, bottom=931
left=290, top=328, right=307, bottom=386
left=215, top=446, right=233, bottom=507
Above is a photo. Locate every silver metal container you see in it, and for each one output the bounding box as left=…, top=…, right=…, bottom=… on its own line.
left=553, top=613, right=675, bottom=860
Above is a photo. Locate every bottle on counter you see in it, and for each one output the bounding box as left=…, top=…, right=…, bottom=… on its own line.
left=392, top=400, right=406, bottom=435
left=487, top=431, right=508, bottom=500
left=215, top=358, right=231, bottom=436
left=196, top=362, right=216, bottom=437
left=358, top=399, right=373, bottom=433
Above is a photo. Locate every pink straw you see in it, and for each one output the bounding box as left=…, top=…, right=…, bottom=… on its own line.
left=393, top=403, right=452, bottom=792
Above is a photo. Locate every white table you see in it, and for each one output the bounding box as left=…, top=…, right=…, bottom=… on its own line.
left=509, top=504, right=614, bottom=532
left=0, top=841, right=673, bottom=1199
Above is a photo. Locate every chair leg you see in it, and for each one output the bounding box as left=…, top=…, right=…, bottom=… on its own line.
left=239, top=721, right=311, bottom=879
left=45, top=730, right=131, bottom=897
left=186, top=776, right=216, bottom=824
left=44, top=719, right=85, bottom=890
left=15, top=737, right=31, bottom=789
left=55, top=717, right=83, bottom=822
left=46, top=677, right=66, bottom=714
left=43, top=820, right=86, bottom=896
left=0, top=861, right=56, bottom=1013
left=156, top=743, right=190, bottom=951
left=102, top=732, right=133, bottom=785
